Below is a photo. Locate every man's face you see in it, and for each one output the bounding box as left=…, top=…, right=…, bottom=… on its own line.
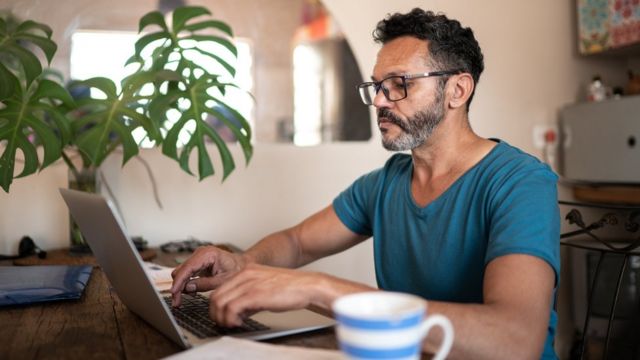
left=372, top=37, right=447, bottom=151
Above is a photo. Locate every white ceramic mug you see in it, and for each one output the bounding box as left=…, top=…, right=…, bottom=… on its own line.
left=332, top=292, right=454, bottom=360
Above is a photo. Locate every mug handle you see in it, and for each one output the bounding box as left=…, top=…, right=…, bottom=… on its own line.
left=419, top=314, right=454, bottom=360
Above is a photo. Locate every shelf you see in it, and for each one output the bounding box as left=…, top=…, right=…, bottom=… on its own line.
left=571, top=185, right=640, bottom=205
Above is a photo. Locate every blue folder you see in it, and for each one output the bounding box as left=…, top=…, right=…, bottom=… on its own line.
left=0, top=265, right=93, bottom=306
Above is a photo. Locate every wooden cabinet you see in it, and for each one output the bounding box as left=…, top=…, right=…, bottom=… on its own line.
left=578, top=0, right=640, bottom=54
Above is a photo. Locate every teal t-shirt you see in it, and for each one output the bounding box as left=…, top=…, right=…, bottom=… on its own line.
left=333, top=140, right=560, bottom=359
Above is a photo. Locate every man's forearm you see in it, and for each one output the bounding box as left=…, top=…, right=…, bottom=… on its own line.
left=420, top=255, right=554, bottom=360
left=420, top=301, right=546, bottom=360
left=242, top=205, right=365, bottom=269
left=310, top=272, right=377, bottom=310
left=242, top=228, right=304, bottom=268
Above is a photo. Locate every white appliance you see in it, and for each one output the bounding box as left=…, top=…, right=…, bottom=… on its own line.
left=559, top=95, right=640, bottom=184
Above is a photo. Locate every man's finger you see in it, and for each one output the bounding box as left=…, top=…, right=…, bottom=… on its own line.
left=185, top=276, right=225, bottom=292
left=170, top=263, right=206, bottom=306
left=170, top=261, right=207, bottom=294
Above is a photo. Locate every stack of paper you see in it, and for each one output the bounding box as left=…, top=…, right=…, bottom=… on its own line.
left=143, top=262, right=174, bottom=292
left=163, top=336, right=345, bottom=360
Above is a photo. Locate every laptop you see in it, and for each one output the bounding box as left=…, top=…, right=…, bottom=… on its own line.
left=59, top=188, right=334, bottom=348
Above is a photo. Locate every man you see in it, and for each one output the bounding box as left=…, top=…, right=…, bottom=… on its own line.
left=171, top=8, right=560, bottom=360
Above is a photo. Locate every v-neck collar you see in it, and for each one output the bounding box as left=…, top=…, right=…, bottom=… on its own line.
left=404, top=139, right=504, bottom=215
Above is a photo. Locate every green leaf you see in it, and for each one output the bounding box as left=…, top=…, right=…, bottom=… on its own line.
left=14, top=135, right=39, bottom=178
left=72, top=95, right=161, bottom=167
left=187, top=34, right=237, bottom=57
left=120, top=107, right=161, bottom=142
left=0, top=77, right=72, bottom=192
left=212, top=96, right=253, bottom=140
left=162, top=111, right=190, bottom=160
left=200, top=123, right=234, bottom=180
left=16, top=20, right=53, bottom=38
left=74, top=124, right=110, bottom=164
left=120, top=5, right=253, bottom=183
left=24, top=114, right=61, bottom=168
left=111, top=120, right=139, bottom=164
left=41, top=68, right=65, bottom=83
left=77, top=77, right=118, bottom=99
left=191, top=47, right=236, bottom=77
left=0, top=145, right=17, bottom=192
left=124, top=53, right=142, bottom=67
left=3, top=44, right=42, bottom=87
left=178, top=135, right=196, bottom=175
left=148, top=91, right=181, bottom=124
left=134, top=31, right=170, bottom=57
left=32, top=79, right=75, bottom=107
left=182, top=20, right=233, bottom=36
left=121, top=69, right=180, bottom=96
left=34, top=103, right=72, bottom=144
left=0, top=18, right=57, bottom=91
left=196, top=137, right=215, bottom=180
left=148, top=44, right=175, bottom=71
left=0, top=63, right=16, bottom=100
left=14, top=33, right=57, bottom=64
left=139, top=11, right=168, bottom=33
left=205, top=106, right=252, bottom=165
left=172, top=6, right=211, bottom=33
left=70, top=109, right=105, bottom=129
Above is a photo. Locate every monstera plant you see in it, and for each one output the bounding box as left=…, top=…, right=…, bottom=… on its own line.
left=0, top=6, right=253, bottom=193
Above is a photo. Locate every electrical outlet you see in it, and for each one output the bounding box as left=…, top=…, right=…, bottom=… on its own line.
left=533, top=124, right=558, bottom=149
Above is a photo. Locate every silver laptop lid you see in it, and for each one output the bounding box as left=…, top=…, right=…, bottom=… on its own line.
left=59, top=188, right=189, bottom=348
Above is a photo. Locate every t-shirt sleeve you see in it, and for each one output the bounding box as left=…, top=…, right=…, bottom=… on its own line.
left=485, top=166, right=561, bottom=284
left=332, top=169, right=379, bottom=236
left=333, top=151, right=405, bottom=238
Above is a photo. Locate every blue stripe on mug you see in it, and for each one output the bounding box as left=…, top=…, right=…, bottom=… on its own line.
left=335, top=313, right=422, bottom=330
left=340, top=343, right=420, bottom=359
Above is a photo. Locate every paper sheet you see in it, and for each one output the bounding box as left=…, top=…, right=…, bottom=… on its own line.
left=162, top=336, right=346, bottom=360
left=143, top=262, right=174, bottom=292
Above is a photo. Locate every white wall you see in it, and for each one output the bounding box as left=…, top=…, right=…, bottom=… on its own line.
left=0, top=0, right=629, bottom=319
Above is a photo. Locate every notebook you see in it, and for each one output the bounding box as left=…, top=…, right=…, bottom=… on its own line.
left=0, top=265, right=93, bottom=306
left=59, top=188, right=334, bottom=348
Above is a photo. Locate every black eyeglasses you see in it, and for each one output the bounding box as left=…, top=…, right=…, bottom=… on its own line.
left=357, top=70, right=462, bottom=105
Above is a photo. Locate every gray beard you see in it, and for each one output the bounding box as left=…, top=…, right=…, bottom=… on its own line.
left=380, top=91, right=445, bottom=151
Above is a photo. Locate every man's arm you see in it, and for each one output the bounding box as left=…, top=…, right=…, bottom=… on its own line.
left=170, top=205, right=368, bottom=305
left=421, top=254, right=555, bottom=360
left=243, top=205, right=369, bottom=268
left=209, top=264, right=376, bottom=326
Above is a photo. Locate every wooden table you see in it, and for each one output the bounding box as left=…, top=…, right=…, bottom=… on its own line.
left=0, top=249, right=338, bottom=359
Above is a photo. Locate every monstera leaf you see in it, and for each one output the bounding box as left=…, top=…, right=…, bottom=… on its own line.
left=0, top=76, right=73, bottom=192
left=127, top=6, right=252, bottom=181
left=70, top=77, right=163, bottom=167
left=0, top=17, right=57, bottom=100
left=0, top=6, right=253, bottom=192
left=0, top=16, right=68, bottom=192
left=155, top=74, right=253, bottom=180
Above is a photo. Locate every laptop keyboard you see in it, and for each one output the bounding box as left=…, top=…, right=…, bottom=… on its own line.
left=163, top=294, right=270, bottom=338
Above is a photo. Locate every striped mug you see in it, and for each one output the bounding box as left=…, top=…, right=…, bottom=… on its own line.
left=332, top=292, right=454, bottom=360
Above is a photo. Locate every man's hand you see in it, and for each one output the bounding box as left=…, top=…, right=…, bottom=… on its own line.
left=210, top=264, right=327, bottom=327
left=170, top=246, right=248, bottom=307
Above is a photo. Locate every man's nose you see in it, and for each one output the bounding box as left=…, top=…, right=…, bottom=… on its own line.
left=372, top=89, right=393, bottom=109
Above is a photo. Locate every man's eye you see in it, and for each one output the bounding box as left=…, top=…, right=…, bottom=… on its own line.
left=388, top=79, right=404, bottom=88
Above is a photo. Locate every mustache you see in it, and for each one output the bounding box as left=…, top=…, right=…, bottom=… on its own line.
left=377, top=108, right=408, bottom=131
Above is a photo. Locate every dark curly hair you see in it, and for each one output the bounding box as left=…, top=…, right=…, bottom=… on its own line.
left=373, top=8, right=484, bottom=110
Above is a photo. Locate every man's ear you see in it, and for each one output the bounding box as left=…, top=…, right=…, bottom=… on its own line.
left=447, top=73, right=474, bottom=110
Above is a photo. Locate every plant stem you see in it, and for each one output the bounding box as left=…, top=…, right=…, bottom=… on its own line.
left=61, top=151, right=80, bottom=179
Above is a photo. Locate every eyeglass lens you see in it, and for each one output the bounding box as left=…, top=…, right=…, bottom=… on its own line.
left=359, top=76, right=407, bottom=105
